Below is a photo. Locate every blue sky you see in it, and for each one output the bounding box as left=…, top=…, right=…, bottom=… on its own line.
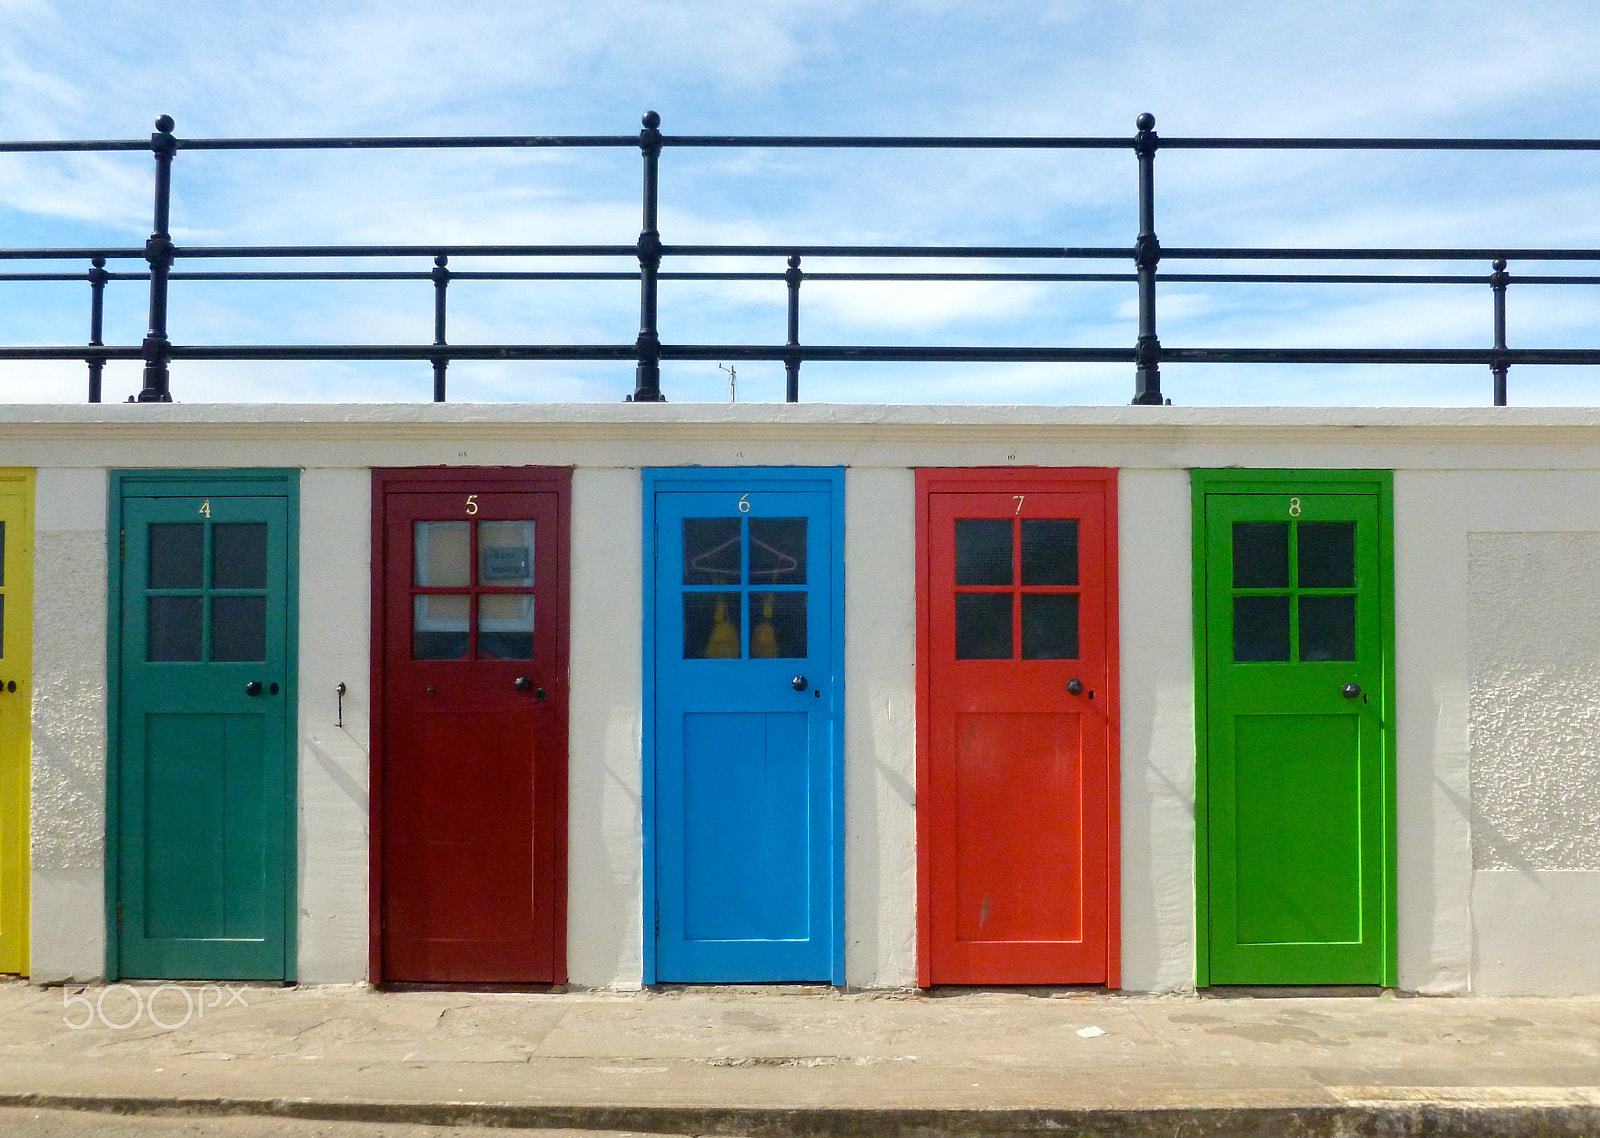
left=2, top=0, right=1599, bottom=406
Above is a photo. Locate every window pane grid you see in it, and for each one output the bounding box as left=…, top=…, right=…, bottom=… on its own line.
left=953, top=516, right=1082, bottom=660
left=411, top=518, right=540, bottom=661
left=145, top=521, right=273, bottom=663
left=681, top=516, right=809, bottom=660
left=1230, top=519, right=1359, bottom=663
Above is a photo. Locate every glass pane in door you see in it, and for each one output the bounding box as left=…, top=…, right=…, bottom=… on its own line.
left=415, top=522, right=470, bottom=587
left=149, top=524, right=204, bottom=589
left=750, top=592, right=806, bottom=658
left=211, top=595, right=267, bottom=661
left=479, top=594, right=534, bottom=659
left=213, top=523, right=268, bottom=589
left=413, top=594, right=470, bottom=660
left=479, top=521, right=535, bottom=586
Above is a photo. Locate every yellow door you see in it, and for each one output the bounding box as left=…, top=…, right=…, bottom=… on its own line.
left=0, top=471, right=33, bottom=976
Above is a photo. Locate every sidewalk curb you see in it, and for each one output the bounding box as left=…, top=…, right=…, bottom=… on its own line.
left=5, top=1093, right=1600, bottom=1137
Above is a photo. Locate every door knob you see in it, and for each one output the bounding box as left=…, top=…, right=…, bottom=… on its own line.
left=1066, top=678, right=1084, bottom=696
left=792, top=675, right=808, bottom=691
left=245, top=681, right=263, bottom=696
left=514, top=676, right=533, bottom=692
left=1341, top=683, right=1362, bottom=699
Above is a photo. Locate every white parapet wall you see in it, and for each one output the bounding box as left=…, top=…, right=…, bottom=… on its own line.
left=7, top=402, right=1600, bottom=992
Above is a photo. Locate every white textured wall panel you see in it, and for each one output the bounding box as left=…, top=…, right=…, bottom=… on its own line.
left=1469, top=532, right=1600, bottom=871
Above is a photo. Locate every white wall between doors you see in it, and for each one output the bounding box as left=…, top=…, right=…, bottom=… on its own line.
left=12, top=403, right=1600, bottom=994
left=30, top=468, right=107, bottom=983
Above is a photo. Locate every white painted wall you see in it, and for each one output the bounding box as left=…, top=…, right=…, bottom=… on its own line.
left=1395, top=469, right=1600, bottom=994
left=567, top=467, right=644, bottom=988
left=842, top=466, right=917, bottom=989
left=30, top=467, right=108, bottom=982
left=1392, top=472, right=1475, bottom=993
left=1116, top=469, right=1195, bottom=992
left=296, top=468, right=372, bottom=982
left=9, top=404, right=1600, bottom=993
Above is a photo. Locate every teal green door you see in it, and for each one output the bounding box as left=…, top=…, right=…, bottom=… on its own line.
left=1195, top=473, right=1395, bottom=986
left=113, top=474, right=296, bottom=980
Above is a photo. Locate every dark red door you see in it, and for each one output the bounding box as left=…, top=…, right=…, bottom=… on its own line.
left=917, top=469, right=1119, bottom=986
left=373, top=469, right=569, bottom=983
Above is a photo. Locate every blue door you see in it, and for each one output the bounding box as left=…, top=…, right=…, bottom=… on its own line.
left=645, top=469, right=844, bottom=983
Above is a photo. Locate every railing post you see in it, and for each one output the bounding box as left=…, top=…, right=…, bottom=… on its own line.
left=87, top=255, right=108, bottom=403
left=785, top=254, right=803, bottom=402
left=136, top=114, right=176, bottom=402
left=1490, top=257, right=1510, bottom=406
left=631, top=110, right=665, bottom=402
left=431, top=254, right=450, bottom=402
left=1131, top=112, right=1165, bottom=405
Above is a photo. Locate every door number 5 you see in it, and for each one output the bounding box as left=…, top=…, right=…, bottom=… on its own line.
left=738, top=494, right=751, bottom=513
left=465, top=494, right=479, bottom=515
left=1288, top=497, right=1302, bottom=517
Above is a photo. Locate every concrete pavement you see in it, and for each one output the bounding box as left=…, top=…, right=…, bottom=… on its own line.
left=1, top=979, right=1598, bottom=1135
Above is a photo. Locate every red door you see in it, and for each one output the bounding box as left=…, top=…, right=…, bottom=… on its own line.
left=917, top=469, right=1119, bottom=986
left=372, top=469, right=569, bottom=983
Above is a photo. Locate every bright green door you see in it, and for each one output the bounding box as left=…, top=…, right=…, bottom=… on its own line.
left=1194, top=472, right=1395, bottom=986
left=0, top=471, right=33, bottom=976
left=112, top=473, right=296, bottom=980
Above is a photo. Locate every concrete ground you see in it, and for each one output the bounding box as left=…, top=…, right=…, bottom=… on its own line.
left=0, top=980, right=1598, bottom=1135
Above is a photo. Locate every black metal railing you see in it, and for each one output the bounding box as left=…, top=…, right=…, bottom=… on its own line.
left=2, top=112, right=1599, bottom=405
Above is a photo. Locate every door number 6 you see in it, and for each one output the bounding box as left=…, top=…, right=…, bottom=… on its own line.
left=738, top=494, right=751, bottom=513
left=1288, top=497, right=1302, bottom=517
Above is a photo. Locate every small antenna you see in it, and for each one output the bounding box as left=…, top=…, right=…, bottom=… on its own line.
left=719, top=363, right=737, bottom=402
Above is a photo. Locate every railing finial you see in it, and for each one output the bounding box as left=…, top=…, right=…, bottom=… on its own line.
left=631, top=110, right=666, bottom=401
left=135, top=113, right=178, bottom=402
left=1132, top=112, right=1164, bottom=405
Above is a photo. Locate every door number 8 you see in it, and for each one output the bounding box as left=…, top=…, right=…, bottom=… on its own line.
left=1288, top=497, right=1302, bottom=517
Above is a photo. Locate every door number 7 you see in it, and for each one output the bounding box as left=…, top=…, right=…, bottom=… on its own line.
left=1013, top=495, right=1025, bottom=515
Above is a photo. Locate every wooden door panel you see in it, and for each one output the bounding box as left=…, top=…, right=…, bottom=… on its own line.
left=373, top=470, right=569, bottom=985
left=1231, top=713, right=1363, bottom=946
left=681, top=711, right=811, bottom=943
left=113, top=475, right=295, bottom=982
left=1195, top=473, right=1395, bottom=987
left=918, top=471, right=1119, bottom=987
left=0, top=475, right=32, bottom=976
left=648, top=472, right=843, bottom=984
left=143, top=713, right=267, bottom=941
left=383, top=706, right=546, bottom=979
left=952, top=712, right=1085, bottom=944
